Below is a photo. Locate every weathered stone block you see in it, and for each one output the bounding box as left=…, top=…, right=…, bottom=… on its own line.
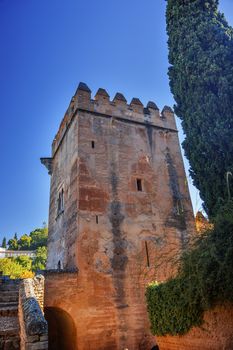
left=27, top=335, right=40, bottom=343
left=39, top=335, right=48, bottom=341
left=26, top=341, right=48, bottom=350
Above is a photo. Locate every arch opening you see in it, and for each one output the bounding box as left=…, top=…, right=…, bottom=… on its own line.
left=45, top=307, right=77, bottom=350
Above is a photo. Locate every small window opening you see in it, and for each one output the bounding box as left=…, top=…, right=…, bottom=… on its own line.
left=176, top=199, right=184, bottom=215
left=145, top=241, right=150, bottom=267
left=91, top=141, right=95, bottom=149
left=96, top=215, right=99, bottom=224
left=137, top=178, right=142, bottom=191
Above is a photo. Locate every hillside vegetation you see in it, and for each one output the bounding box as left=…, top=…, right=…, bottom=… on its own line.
left=0, top=226, right=47, bottom=278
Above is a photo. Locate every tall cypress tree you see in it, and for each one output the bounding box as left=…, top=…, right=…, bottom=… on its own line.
left=1, top=237, right=6, bottom=248
left=166, top=0, right=233, bottom=216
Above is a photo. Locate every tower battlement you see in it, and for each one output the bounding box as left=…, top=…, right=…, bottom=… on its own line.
left=52, top=82, right=176, bottom=156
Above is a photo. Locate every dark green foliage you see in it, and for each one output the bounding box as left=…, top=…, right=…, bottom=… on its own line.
left=146, top=201, right=233, bottom=336
left=0, top=258, right=33, bottom=279
left=146, top=279, right=203, bottom=336
left=29, top=227, right=48, bottom=250
left=148, top=1, right=233, bottom=333
left=8, top=238, right=18, bottom=250
left=8, top=233, right=19, bottom=250
left=1, top=226, right=48, bottom=277
left=166, top=0, right=233, bottom=216
left=32, top=246, right=47, bottom=272
left=1, top=237, right=6, bottom=248
left=18, top=234, right=32, bottom=250
left=15, top=255, right=32, bottom=270
left=6, top=226, right=48, bottom=251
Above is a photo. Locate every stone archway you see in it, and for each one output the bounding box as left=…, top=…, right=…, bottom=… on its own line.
left=45, top=307, right=77, bottom=350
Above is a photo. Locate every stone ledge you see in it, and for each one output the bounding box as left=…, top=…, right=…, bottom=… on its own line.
left=26, top=340, right=48, bottom=350
left=42, top=268, right=79, bottom=275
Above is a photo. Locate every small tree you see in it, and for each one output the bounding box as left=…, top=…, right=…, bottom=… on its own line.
left=1, top=237, right=6, bottom=248
left=15, top=255, right=32, bottom=270
left=30, top=227, right=48, bottom=250
left=8, top=238, right=18, bottom=250
left=32, top=246, right=47, bottom=271
left=18, top=234, right=31, bottom=250
left=0, top=258, right=26, bottom=279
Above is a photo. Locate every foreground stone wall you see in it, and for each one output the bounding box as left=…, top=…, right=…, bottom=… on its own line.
left=31, top=275, right=45, bottom=311
left=19, top=276, right=48, bottom=350
left=43, top=83, right=196, bottom=350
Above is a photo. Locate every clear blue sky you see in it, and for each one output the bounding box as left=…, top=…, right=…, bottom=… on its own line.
left=0, top=0, right=233, bottom=241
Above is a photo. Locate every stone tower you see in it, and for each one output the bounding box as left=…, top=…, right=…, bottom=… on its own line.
left=41, top=82, right=195, bottom=350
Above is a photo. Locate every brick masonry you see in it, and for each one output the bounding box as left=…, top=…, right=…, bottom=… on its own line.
left=42, top=83, right=196, bottom=350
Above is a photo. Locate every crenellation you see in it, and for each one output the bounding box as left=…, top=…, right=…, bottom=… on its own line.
left=129, top=97, right=144, bottom=113
left=161, top=105, right=174, bottom=120
left=145, top=103, right=160, bottom=126
left=147, top=101, right=159, bottom=110
left=161, top=105, right=176, bottom=130
left=74, top=81, right=92, bottom=110
left=75, top=82, right=91, bottom=93
left=94, top=89, right=111, bottom=114
left=51, top=83, right=177, bottom=156
left=162, top=105, right=173, bottom=113
left=94, top=88, right=110, bottom=102
left=113, top=92, right=127, bottom=103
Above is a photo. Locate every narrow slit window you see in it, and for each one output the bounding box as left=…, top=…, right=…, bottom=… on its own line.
left=145, top=241, right=150, bottom=267
left=96, top=215, right=99, bottom=224
left=61, top=189, right=64, bottom=210
left=91, top=141, right=95, bottom=149
left=136, top=178, right=142, bottom=191
left=57, top=188, right=64, bottom=215
left=176, top=199, right=184, bottom=215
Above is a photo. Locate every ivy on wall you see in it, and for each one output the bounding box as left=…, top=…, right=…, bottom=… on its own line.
left=146, top=201, right=233, bottom=336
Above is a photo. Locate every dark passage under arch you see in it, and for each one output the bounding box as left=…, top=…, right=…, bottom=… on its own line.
left=45, top=307, right=77, bottom=350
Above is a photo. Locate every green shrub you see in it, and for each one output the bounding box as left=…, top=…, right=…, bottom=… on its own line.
left=146, top=201, right=233, bottom=336
left=146, top=279, right=203, bottom=336
left=0, top=258, right=32, bottom=279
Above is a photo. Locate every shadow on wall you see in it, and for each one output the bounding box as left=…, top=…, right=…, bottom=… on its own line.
left=44, top=307, right=77, bottom=350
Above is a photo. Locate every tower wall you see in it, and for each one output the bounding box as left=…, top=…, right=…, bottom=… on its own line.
left=43, top=83, right=195, bottom=350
